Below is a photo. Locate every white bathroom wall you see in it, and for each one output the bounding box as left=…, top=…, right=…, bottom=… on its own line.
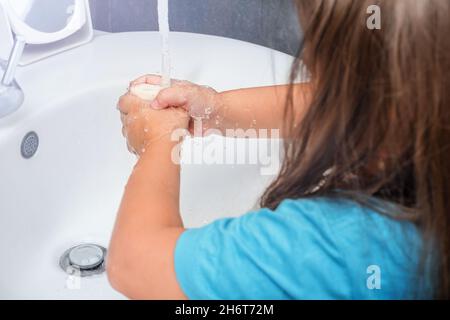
left=89, top=0, right=302, bottom=56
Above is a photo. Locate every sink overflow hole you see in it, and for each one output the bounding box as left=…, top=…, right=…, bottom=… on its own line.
left=21, top=131, right=39, bottom=159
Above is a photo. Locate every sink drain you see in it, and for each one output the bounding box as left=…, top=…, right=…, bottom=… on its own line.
left=60, top=244, right=107, bottom=277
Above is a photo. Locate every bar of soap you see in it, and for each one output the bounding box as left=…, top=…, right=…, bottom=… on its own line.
left=130, top=84, right=162, bottom=101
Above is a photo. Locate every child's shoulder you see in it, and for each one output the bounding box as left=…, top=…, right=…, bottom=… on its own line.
left=265, top=197, right=421, bottom=251
left=239, top=196, right=421, bottom=256
left=272, top=196, right=419, bottom=236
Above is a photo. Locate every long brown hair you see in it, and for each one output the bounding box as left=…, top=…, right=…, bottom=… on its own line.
left=261, top=0, right=450, bottom=298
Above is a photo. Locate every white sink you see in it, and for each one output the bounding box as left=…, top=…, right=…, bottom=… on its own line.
left=0, top=32, right=294, bottom=299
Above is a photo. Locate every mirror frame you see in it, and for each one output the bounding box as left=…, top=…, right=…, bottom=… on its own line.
left=1, top=0, right=87, bottom=44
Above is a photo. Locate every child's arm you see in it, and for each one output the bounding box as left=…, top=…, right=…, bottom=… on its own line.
left=215, top=84, right=312, bottom=136
left=107, top=93, right=188, bottom=299
left=131, top=75, right=312, bottom=137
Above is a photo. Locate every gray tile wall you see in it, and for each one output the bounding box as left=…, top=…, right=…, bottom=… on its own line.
left=89, top=0, right=302, bottom=56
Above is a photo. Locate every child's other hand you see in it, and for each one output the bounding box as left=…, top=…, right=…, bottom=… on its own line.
left=130, top=74, right=219, bottom=119
left=117, top=93, right=190, bottom=156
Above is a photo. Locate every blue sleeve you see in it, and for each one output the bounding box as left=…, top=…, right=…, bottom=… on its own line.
left=174, top=200, right=350, bottom=300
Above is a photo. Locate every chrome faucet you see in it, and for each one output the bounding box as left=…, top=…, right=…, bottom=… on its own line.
left=0, top=35, right=25, bottom=118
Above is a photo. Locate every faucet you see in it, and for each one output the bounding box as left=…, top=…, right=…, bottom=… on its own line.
left=0, top=35, right=25, bottom=118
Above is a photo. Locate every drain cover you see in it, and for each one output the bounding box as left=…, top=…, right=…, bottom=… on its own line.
left=69, top=244, right=104, bottom=269
left=60, top=244, right=107, bottom=277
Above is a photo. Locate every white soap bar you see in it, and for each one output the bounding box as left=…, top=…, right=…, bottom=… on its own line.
left=130, top=84, right=162, bottom=101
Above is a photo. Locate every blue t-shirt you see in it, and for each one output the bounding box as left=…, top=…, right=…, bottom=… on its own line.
left=174, top=198, right=427, bottom=299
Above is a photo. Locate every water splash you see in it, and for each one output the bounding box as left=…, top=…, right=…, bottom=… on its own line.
left=158, top=0, right=171, bottom=88
left=204, top=106, right=213, bottom=115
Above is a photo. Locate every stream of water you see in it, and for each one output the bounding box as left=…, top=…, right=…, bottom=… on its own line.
left=158, top=0, right=171, bottom=88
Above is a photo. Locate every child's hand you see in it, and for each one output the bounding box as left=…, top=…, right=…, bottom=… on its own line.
left=117, top=93, right=190, bottom=156
left=130, top=74, right=220, bottom=119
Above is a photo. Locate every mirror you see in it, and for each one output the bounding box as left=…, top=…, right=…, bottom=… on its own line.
left=1, top=0, right=87, bottom=44
left=8, top=0, right=76, bottom=33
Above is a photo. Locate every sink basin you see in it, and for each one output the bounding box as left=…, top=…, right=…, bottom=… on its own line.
left=0, top=32, right=294, bottom=299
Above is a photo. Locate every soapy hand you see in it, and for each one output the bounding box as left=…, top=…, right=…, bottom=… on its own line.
left=130, top=74, right=220, bottom=120
left=117, top=91, right=189, bottom=156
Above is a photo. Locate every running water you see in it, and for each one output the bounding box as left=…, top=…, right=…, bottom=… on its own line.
left=158, top=0, right=171, bottom=88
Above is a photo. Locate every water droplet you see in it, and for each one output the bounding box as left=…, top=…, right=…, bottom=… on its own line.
left=204, top=106, right=213, bottom=115
left=144, top=128, right=149, bottom=133
left=141, top=148, right=146, bottom=154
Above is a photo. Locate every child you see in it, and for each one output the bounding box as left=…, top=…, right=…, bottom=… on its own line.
left=107, top=0, right=449, bottom=299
